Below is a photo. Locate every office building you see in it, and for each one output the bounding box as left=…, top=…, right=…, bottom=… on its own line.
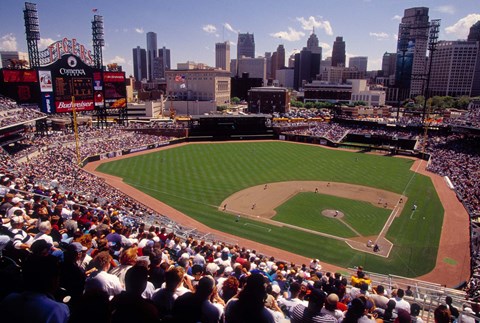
left=293, top=30, right=322, bottom=90
left=215, top=41, right=230, bottom=71
left=157, top=46, right=171, bottom=79
left=237, top=32, right=255, bottom=59
left=231, top=57, right=266, bottom=80
left=349, top=56, right=368, bottom=73
left=132, top=47, right=146, bottom=81
left=146, top=32, right=157, bottom=81
left=271, top=44, right=286, bottom=80
left=165, top=69, right=230, bottom=115
left=381, top=52, right=397, bottom=78
left=468, top=21, right=480, bottom=41
left=395, top=7, right=430, bottom=98
left=331, top=36, right=346, bottom=67
left=429, top=40, right=479, bottom=97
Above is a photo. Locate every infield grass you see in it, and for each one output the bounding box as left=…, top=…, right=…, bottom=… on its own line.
left=96, top=141, right=443, bottom=277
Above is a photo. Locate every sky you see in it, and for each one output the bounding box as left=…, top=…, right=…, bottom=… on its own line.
left=1, top=0, right=479, bottom=77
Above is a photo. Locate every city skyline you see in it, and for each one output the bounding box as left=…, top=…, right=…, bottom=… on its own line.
left=0, top=0, right=479, bottom=78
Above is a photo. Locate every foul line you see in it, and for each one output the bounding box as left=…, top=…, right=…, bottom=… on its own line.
left=244, top=222, right=272, bottom=232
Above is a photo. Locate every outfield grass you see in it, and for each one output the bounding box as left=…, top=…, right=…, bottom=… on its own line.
left=96, top=141, right=444, bottom=277
left=273, top=193, right=391, bottom=238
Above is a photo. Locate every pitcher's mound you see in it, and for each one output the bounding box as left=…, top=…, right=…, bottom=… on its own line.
left=322, top=209, right=344, bottom=218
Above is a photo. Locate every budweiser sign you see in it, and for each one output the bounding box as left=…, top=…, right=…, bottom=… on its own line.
left=56, top=100, right=94, bottom=113
left=39, top=37, right=94, bottom=66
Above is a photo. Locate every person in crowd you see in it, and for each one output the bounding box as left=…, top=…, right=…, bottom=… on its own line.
left=390, top=288, right=410, bottom=313
left=84, top=250, right=123, bottom=297
left=172, top=276, right=223, bottom=323
left=290, top=288, right=337, bottom=323
left=0, top=255, right=70, bottom=323
left=110, top=265, right=159, bottom=323
left=224, top=273, right=275, bottom=323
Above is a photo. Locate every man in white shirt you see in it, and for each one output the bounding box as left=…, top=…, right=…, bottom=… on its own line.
left=85, top=251, right=123, bottom=297
left=390, top=288, right=411, bottom=313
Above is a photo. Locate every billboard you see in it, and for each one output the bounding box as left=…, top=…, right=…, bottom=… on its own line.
left=103, top=71, right=126, bottom=109
left=49, top=54, right=95, bottom=113
left=0, top=69, right=40, bottom=104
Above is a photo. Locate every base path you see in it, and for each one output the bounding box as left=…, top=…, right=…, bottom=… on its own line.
left=83, top=141, right=471, bottom=287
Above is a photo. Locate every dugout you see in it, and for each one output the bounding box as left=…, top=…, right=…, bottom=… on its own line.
left=188, top=114, right=274, bottom=140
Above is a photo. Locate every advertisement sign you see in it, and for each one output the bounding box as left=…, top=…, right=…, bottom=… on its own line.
left=38, top=70, right=53, bottom=92
left=2, top=69, right=38, bottom=83
left=0, top=69, right=40, bottom=104
left=103, top=71, right=126, bottom=109
left=55, top=99, right=94, bottom=113
left=41, top=93, right=54, bottom=113
left=49, top=55, right=95, bottom=113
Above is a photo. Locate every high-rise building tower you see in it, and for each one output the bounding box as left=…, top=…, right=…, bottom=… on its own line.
left=215, top=41, right=230, bottom=71
left=382, top=52, right=397, bottom=77
left=158, top=46, right=171, bottom=79
left=307, top=29, right=322, bottom=54
left=395, top=7, right=430, bottom=98
left=271, top=44, right=285, bottom=80
left=237, top=33, right=255, bottom=59
left=468, top=21, right=480, bottom=41
left=331, top=36, right=346, bottom=67
left=468, top=21, right=480, bottom=96
left=132, top=46, right=147, bottom=81
left=349, top=56, right=368, bottom=73
left=429, top=40, right=479, bottom=97
left=146, top=32, right=157, bottom=81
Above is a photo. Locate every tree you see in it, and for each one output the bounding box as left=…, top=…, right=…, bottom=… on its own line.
left=456, top=96, right=470, bottom=109
left=231, top=97, right=241, bottom=104
left=290, top=100, right=304, bottom=108
left=304, top=101, right=315, bottom=109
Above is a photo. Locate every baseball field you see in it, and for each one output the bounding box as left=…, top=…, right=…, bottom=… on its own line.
left=95, top=141, right=446, bottom=277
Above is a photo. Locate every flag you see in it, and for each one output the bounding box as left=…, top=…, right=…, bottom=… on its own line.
left=175, top=74, right=185, bottom=83
left=92, top=8, right=98, bottom=13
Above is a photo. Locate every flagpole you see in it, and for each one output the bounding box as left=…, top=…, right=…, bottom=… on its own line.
left=71, top=96, right=81, bottom=166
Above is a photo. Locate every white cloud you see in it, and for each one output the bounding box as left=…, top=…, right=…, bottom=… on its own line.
left=135, top=27, right=144, bottom=34
left=38, top=37, right=56, bottom=50
left=392, top=15, right=402, bottom=21
left=270, top=28, right=305, bottom=41
left=319, top=42, right=331, bottom=50
left=203, top=24, right=217, bottom=34
left=296, top=16, right=333, bottom=36
left=0, top=33, right=17, bottom=51
left=369, top=32, right=390, bottom=40
left=434, top=5, right=456, bottom=15
left=445, top=13, right=480, bottom=37
left=109, top=55, right=126, bottom=64
left=223, top=23, right=238, bottom=34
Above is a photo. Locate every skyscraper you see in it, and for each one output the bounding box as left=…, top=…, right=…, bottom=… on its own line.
left=215, top=41, right=230, bottom=71
left=132, top=46, right=147, bottom=81
left=468, top=21, right=480, bottom=96
left=381, top=52, right=397, bottom=78
left=429, top=40, right=479, bottom=97
left=331, top=36, right=346, bottom=67
left=468, top=21, right=480, bottom=41
left=271, top=44, right=286, bottom=80
left=395, top=7, right=430, bottom=98
left=349, top=56, right=368, bottom=73
left=237, top=33, right=255, bottom=59
left=146, top=32, right=157, bottom=81
left=293, top=30, right=322, bottom=90
left=306, top=30, right=322, bottom=54
left=158, top=46, right=171, bottom=79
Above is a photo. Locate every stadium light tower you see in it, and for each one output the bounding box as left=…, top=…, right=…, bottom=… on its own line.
left=92, top=15, right=105, bottom=69
left=24, top=2, right=41, bottom=68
